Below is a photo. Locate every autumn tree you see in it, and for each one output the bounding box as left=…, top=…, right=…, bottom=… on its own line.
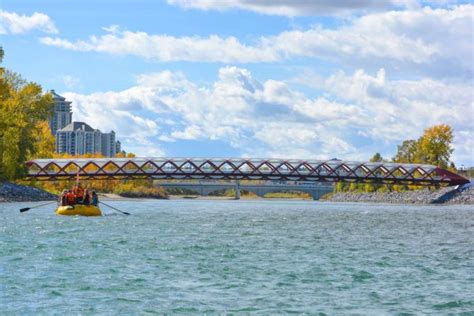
left=34, top=120, right=56, bottom=158
left=417, top=124, right=453, bottom=169
left=0, top=48, right=54, bottom=180
left=393, top=124, right=454, bottom=168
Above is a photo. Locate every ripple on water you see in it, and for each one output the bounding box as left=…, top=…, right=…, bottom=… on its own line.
left=1, top=200, right=473, bottom=314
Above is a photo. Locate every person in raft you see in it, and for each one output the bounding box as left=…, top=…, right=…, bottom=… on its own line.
left=82, top=189, right=90, bottom=204
left=59, top=185, right=98, bottom=206
left=59, top=189, right=68, bottom=206
left=91, top=191, right=98, bottom=206
left=66, top=190, right=75, bottom=206
left=72, top=183, right=85, bottom=204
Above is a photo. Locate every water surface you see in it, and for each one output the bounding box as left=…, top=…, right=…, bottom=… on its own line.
left=1, top=200, right=473, bottom=314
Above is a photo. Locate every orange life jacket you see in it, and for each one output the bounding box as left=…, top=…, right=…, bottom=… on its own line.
left=75, top=187, right=84, bottom=199
left=66, top=192, right=75, bottom=204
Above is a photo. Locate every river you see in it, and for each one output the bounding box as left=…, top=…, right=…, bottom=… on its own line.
left=1, top=200, right=473, bottom=314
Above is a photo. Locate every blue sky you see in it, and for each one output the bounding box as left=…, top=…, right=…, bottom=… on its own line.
left=1, top=0, right=473, bottom=165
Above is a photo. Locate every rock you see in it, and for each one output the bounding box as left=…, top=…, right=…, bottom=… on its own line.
left=327, top=184, right=473, bottom=205
left=0, top=182, right=57, bottom=202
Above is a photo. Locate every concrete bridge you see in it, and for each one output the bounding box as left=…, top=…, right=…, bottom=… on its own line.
left=157, top=181, right=333, bottom=200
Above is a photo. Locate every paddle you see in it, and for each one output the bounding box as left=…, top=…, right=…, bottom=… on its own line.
left=99, top=201, right=130, bottom=215
left=20, top=201, right=56, bottom=213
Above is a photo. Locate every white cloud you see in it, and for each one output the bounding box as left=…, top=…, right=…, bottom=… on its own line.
left=62, top=66, right=473, bottom=164
left=294, top=67, right=473, bottom=162
left=40, top=5, right=473, bottom=78
left=40, top=30, right=279, bottom=63
left=167, top=0, right=413, bottom=16
left=62, top=75, right=79, bottom=89
left=0, top=10, right=58, bottom=34
left=171, top=125, right=205, bottom=140
left=265, top=5, right=473, bottom=77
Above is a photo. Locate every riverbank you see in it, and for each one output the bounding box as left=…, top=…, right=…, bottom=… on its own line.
left=324, top=184, right=474, bottom=205
left=0, top=182, right=57, bottom=203
left=2, top=181, right=473, bottom=205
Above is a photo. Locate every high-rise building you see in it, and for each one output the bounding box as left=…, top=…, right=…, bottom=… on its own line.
left=56, top=122, right=120, bottom=157
left=48, top=90, right=72, bottom=135
left=115, top=140, right=121, bottom=155
left=56, top=122, right=101, bottom=156
left=101, top=130, right=116, bottom=157
left=50, top=90, right=123, bottom=157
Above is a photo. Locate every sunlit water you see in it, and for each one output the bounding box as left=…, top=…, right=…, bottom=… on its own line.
left=1, top=199, right=473, bottom=314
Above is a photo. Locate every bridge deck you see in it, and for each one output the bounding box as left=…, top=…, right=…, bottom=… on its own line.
left=25, top=158, right=469, bottom=186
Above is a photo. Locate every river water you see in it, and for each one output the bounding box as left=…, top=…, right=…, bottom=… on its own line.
left=1, top=200, right=473, bottom=314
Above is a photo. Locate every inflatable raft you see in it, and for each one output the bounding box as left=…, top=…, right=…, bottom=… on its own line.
left=56, top=204, right=102, bottom=216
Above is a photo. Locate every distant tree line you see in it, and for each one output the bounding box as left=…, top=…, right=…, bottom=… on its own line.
left=335, top=124, right=456, bottom=193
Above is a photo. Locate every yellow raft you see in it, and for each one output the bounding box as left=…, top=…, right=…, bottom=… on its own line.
left=56, top=204, right=102, bottom=216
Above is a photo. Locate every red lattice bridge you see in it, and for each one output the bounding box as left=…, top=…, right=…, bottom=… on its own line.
left=26, top=158, right=469, bottom=186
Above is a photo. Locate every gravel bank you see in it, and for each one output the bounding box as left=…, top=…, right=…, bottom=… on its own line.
left=326, top=184, right=474, bottom=205
left=0, top=182, right=57, bottom=202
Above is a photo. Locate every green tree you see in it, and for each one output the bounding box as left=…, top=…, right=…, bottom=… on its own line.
left=370, top=152, right=384, bottom=162
left=393, top=139, right=419, bottom=163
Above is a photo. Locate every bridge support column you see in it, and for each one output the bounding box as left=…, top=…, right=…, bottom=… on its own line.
left=256, top=190, right=265, bottom=198
left=235, top=181, right=241, bottom=200
left=310, top=190, right=323, bottom=200
left=201, top=187, right=210, bottom=196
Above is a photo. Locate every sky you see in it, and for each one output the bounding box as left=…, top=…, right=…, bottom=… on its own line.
left=1, top=0, right=473, bottom=165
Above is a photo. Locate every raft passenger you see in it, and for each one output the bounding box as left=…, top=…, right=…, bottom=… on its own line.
left=58, top=189, right=66, bottom=206
left=83, top=189, right=90, bottom=205
left=66, top=190, right=75, bottom=205
left=91, top=191, right=98, bottom=206
left=73, top=183, right=84, bottom=204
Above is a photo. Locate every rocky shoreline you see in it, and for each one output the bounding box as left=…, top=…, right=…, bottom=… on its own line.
left=0, top=182, right=57, bottom=203
left=325, top=184, right=474, bottom=205
left=1, top=181, right=473, bottom=205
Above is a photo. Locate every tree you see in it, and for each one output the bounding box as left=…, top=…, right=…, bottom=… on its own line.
left=417, top=124, right=453, bottom=169
left=33, top=120, right=56, bottom=159
left=0, top=52, right=53, bottom=180
left=370, top=152, right=383, bottom=162
left=392, top=124, right=454, bottom=168
left=393, top=139, right=419, bottom=163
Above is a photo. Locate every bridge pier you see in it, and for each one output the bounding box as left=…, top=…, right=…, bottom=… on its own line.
left=310, top=191, right=320, bottom=200
left=255, top=190, right=266, bottom=198
left=200, top=187, right=209, bottom=196
left=235, top=181, right=241, bottom=200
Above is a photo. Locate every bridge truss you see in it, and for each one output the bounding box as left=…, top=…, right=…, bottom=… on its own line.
left=25, top=158, right=469, bottom=186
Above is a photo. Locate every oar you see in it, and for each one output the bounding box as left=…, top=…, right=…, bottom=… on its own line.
left=20, top=201, right=56, bottom=213
left=99, top=201, right=130, bottom=215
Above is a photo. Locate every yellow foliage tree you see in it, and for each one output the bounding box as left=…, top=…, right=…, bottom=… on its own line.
left=33, top=120, right=56, bottom=159
left=393, top=124, right=454, bottom=169
left=417, top=124, right=453, bottom=169
left=0, top=55, right=53, bottom=180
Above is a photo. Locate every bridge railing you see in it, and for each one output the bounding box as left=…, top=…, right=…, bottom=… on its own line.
left=25, top=158, right=470, bottom=186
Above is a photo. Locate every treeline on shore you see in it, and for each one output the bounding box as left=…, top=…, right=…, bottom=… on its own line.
left=21, top=178, right=169, bottom=200
left=335, top=123, right=463, bottom=194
